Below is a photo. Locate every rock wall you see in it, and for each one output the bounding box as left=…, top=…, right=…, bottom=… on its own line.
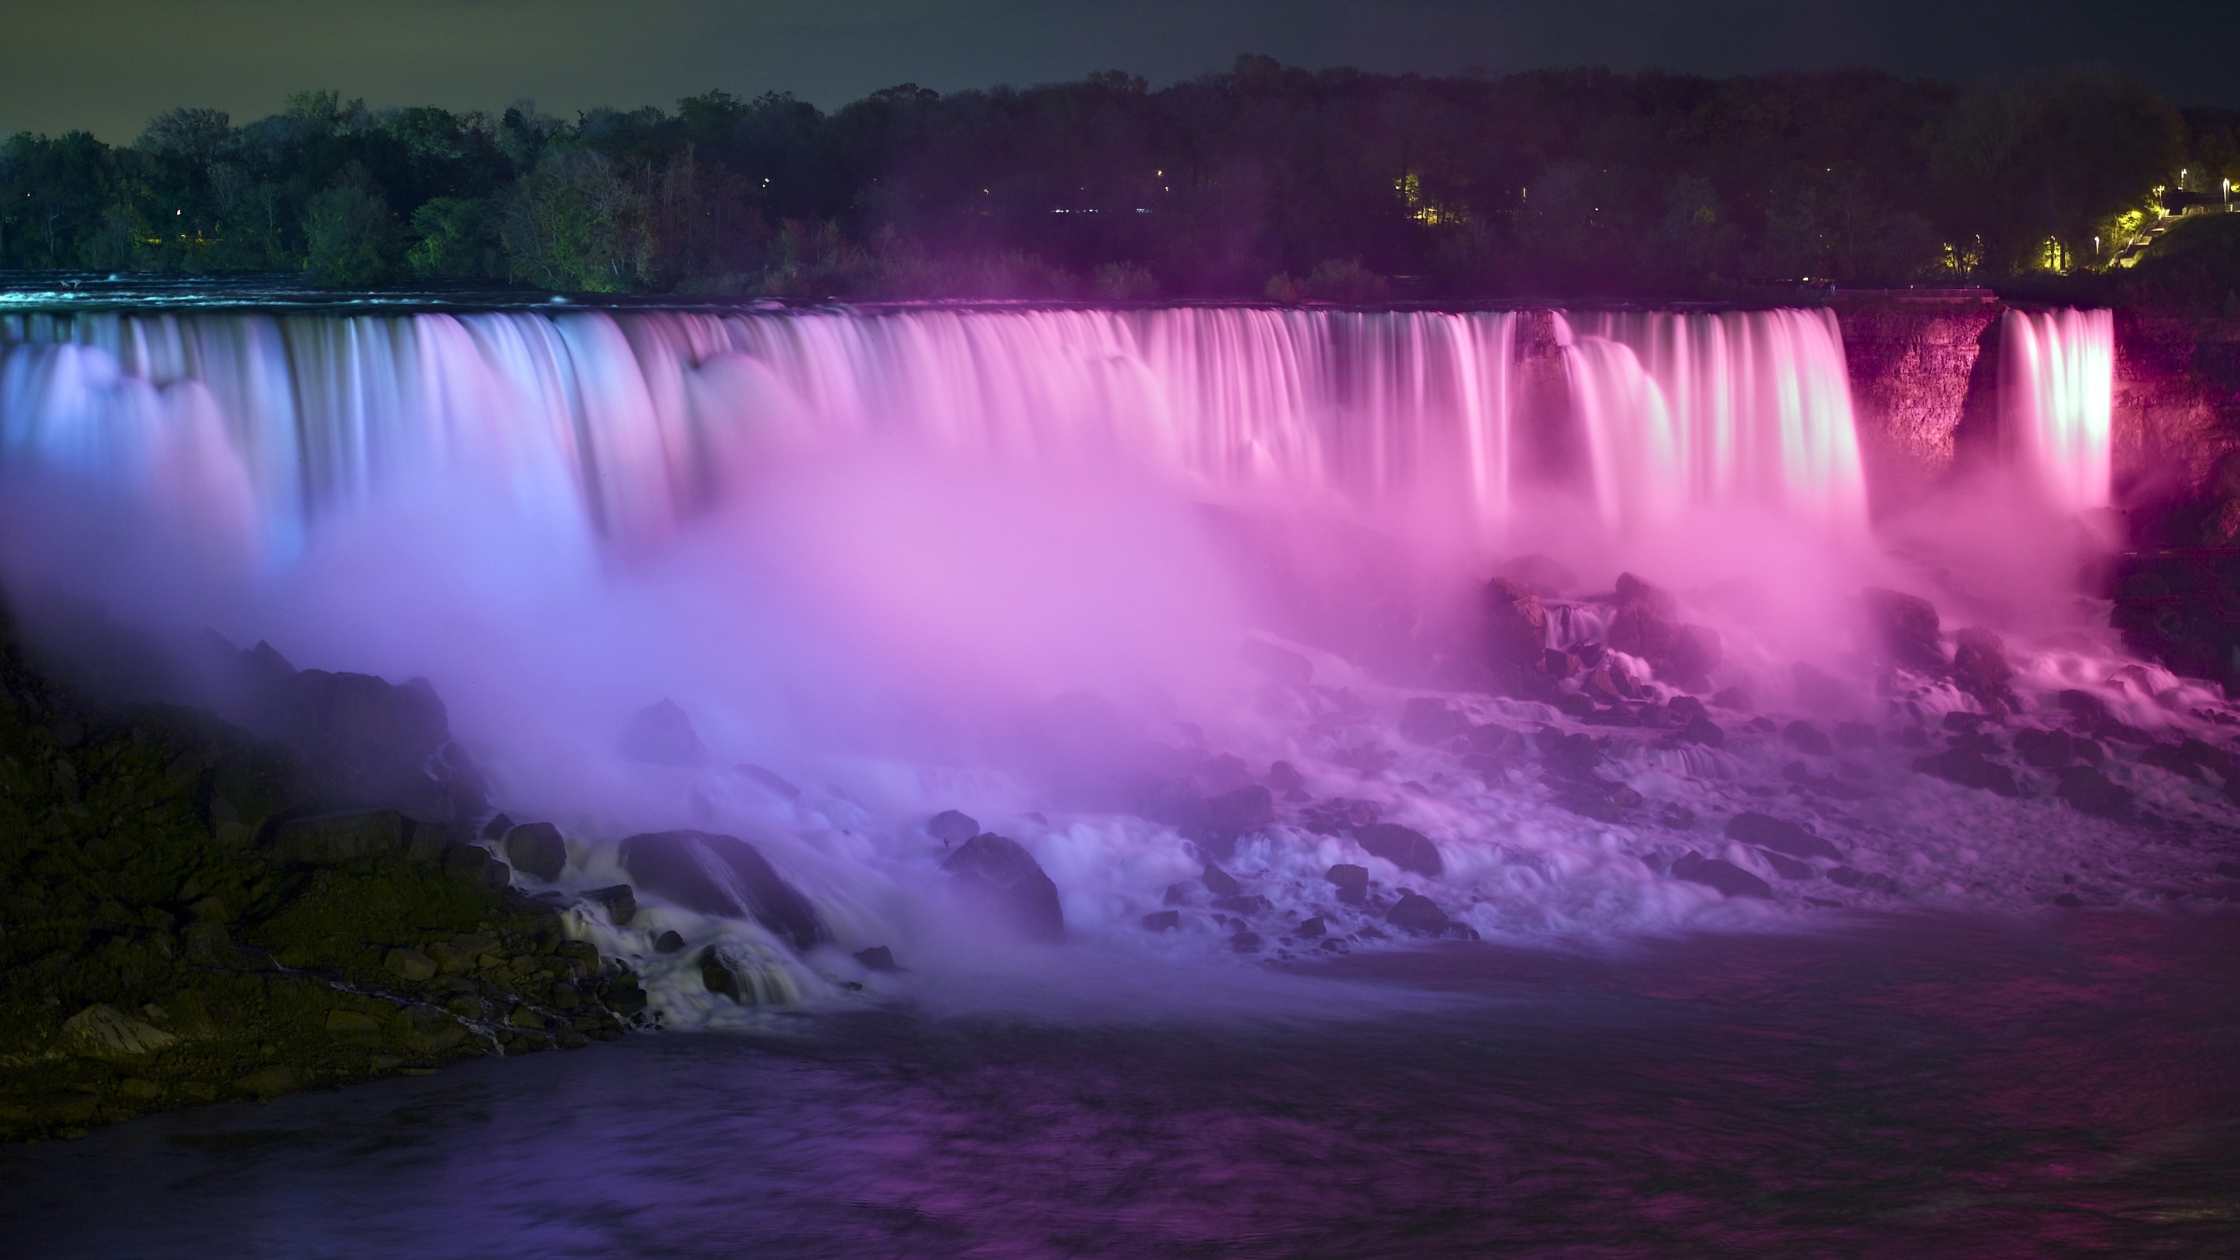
left=1832, top=296, right=1999, bottom=517
left=2109, top=311, right=2240, bottom=515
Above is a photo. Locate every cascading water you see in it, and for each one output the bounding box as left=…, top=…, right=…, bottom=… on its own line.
left=1999, top=307, right=2114, bottom=514
left=0, top=298, right=2187, bottom=1032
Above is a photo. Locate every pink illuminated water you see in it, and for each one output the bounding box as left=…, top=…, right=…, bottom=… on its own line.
left=2000, top=308, right=2115, bottom=514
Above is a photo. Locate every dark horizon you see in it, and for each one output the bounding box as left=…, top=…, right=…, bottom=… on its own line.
left=3, top=0, right=2233, bottom=143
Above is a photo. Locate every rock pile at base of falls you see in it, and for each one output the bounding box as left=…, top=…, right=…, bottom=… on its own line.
left=941, top=833, right=1066, bottom=944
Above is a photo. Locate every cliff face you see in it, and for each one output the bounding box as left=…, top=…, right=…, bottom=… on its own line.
left=1832, top=297, right=1998, bottom=517
left=2109, top=311, right=2240, bottom=517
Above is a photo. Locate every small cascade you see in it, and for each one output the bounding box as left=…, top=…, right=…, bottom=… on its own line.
left=1999, top=308, right=2113, bottom=515
left=1563, top=307, right=1869, bottom=534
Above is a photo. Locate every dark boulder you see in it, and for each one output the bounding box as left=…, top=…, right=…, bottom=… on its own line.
left=585, top=884, right=637, bottom=927
left=1267, top=760, right=1307, bottom=794
left=503, top=822, right=567, bottom=882
left=1782, top=721, right=1833, bottom=756
left=1355, top=823, right=1443, bottom=877
left=1540, top=729, right=1603, bottom=775
left=1912, top=748, right=2022, bottom=796
left=249, top=666, right=458, bottom=816
left=1400, top=697, right=1471, bottom=745
left=1142, top=910, right=1180, bottom=931
left=269, top=809, right=407, bottom=866
left=699, top=948, right=749, bottom=1003
left=2056, top=766, right=2132, bottom=818
left=1677, top=715, right=1726, bottom=747
left=1201, top=864, right=1241, bottom=896
left=927, top=809, right=980, bottom=845
left=653, top=930, right=686, bottom=954
left=1670, top=852, right=1773, bottom=899
left=1296, top=915, right=1327, bottom=938
left=2012, top=728, right=2075, bottom=768
left=1724, top=812, right=1842, bottom=862
left=1952, top=627, right=2014, bottom=706
left=617, top=830, right=825, bottom=950
left=733, top=764, right=801, bottom=800
left=2136, top=744, right=2205, bottom=780
left=2058, top=689, right=2114, bottom=726
left=1862, top=588, right=1945, bottom=672
left=1231, top=932, right=1263, bottom=952
left=1386, top=892, right=1452, bottom=934
left=1153, top=784, right=1275, bottom=861
left=852, top=946, right=899, bottom=973
left=1828, top=866, right=1899, bottom=894
left=1606, top=573, right=1722, bottom=692
left=619, top=700, right=707, bottom=766
left=942, top=833, right=1066, bottom=944
left=440, top=842, right=511, bottom=891
left=1326, top=863, right=1370, bottom=905
left=481, top=812, right=515, bottom=840
left=1484, top=577, right=1549, bottom=666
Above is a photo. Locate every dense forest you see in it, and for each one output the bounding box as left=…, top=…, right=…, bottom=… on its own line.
left=3, top=59, right=2235, bottom=302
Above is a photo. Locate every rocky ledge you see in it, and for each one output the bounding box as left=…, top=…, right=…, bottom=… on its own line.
left=0, top=610, right=648, bottom=1142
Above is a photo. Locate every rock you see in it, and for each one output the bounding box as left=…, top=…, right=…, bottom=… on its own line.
left=585, top=884, right=638, bottom=927
left=604, top=984, right=649, bottom=1016
left=2137, top=744, right=2205, bottom=780
left=507, top=1004, right=549, bottom=1029
left=1756, top=849, right=1813, bottom=880
left=1326, top=863, right=1370, bottom=905
left=1160, top=784, right=1276, bottom=861
left=1782, top=721, right=1833, bottom=756
left=2057, top=766, right=2133, bottom=818
left=503, top=822, right=567, bottom=882
left=1828, top=866, right=1899, bottom=894
left=1400, top=698, right=1471, bottom=745
left=269, top=809, right=407, bottom=866
left=1724, top=812, right=1842, bottom=861
left=1386, top=892, right=1452, bottom=934
left=1952, top=627, right=2014, bottom=705
left=1659, top=803, right=1697, bottom=829
left=1141, top=910, right=1180, bottom=932
left=1213, top=894, right=1273, bottom=915
left=2012, top=728, right=2075, bottom=768
left=1231, top=932, right=1263, bottom=953
left=1834, top=721, right=1878, bottom=749
left=1862, top=588, right=1945, bottom=672
left=232, top=1067, right=298, bottom=1098
left=2058, top=689, right=2114, bottom=726
left=941, top=833, right=1066, bottom=944
left=385, top=948, right=437, bottom=982
left=617, top=830, right=826, bottom=950
left=619, top=699, right=707, bottom=766
left=1484, top=577, right=1549, bottom=666
left=324, top=1010, right=383, bottom=1038
left=59, top=1004, right=179, bottom=1059
left=1912, top=748, right=2021, bottom=796
left=927, top=809, right=980, bottom=844
left=1201, top=864, right=1241, bottom=896
left=1677, top=715, right=1726, bottom=747
left=1355, top=823, right=1443, bottom=877
left=1670, top=852, right=1773, bottom=899
left=733, top=763, right=801, bottom=800
left=440, top=843, right=512, bottom=892
left=1467, top=724, right=1528, bottom=759
left=1297, top=915, right=1327, bottom=938
left=653, top=930, right=685, bottom=954
left=253, top=667, right=455, bottom=813
left=2051, top=892, right=2085, bottom=908
left=852, top=946, right=899, bottom=972
left=481, top=812, right=515, bottom=840
left=1267, top=761, right=1306, bottom=793
left=1497, top=553, right=1576, bottom=596
left=698, top=948, right=748, bottom=1003
left=402, top=818, right=450, bottom=865
left=1606, top=573, right=1722, bottom=692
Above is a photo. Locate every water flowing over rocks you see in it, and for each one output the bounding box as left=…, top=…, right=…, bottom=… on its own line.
left=615, top=830, right=825, bottom=950
left=941, top=834, right=1066, bottom=944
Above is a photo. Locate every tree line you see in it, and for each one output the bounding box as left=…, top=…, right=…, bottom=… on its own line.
left=2, top=62, right=2233, bottom=301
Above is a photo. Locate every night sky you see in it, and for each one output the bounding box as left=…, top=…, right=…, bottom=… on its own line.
left=4, top=0, right=2231, bottom=141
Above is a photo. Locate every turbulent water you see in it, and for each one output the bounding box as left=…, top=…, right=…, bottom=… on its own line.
left=0, top=296, right=2203, bottom=1034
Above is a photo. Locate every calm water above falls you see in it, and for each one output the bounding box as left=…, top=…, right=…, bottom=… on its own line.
left=7, top=910, right=2237, bottom=1259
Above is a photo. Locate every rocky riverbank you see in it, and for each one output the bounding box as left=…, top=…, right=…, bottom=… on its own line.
left=0, top=608, right=649, bottom=1142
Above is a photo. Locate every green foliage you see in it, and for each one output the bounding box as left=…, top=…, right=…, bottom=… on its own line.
left=407, top=196, right=501, bottom=278
left=302, top=181, right=401, bottom=286
left=499, top=149, right=652, bottom=291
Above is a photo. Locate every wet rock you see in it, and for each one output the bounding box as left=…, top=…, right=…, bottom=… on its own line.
left=1297, top=915, right=1327, bottom=938
left=1386, top=892, right=1452, bottom=934
left=1912, top=748, right=2021, bottom=796
left=1862, top=588, right=1946, bottom=672
left=1163, top=882, right=1194, bottom=905
left=1466, top=724, right=1528, bottom=760
left=2178, top=738, right=2236, bottom=777
left=1141, top=910, right=1180, bottom=932
left=1213, top=894, right=1273, bottom=915
left=1834, top=722, right=1878, bottom=749
left=619, top=699, right=707, bottom=766
left=269, top=809, right=407, bottom=866
left=503, top=822, right=567, bottom=882
left=1540, top=729, right=1602, bottom=775
left=1670, top=852, right=1773, bottom=899
left=1301, top=797, right=1381, bottom=834
left=585, top=884, right=637, bottom=927
left=1756, top=849, right=1814, bottom=880
left=698, top=948, right=748, bottom=1003
left=481, top=812, right=515, bottom=840
left=2058, top=689, right=2115, bottom=726
left=2012, top=728, right=2075, bottom=768
left=927, top=809, right=981, bottom=845
left=618, top=830, right=826, bottom=950
left=1326, top=863, right=1370, bottom=905
left=324, top=1009, right=383, bottom=1039
left=60, top=1004, right=179, bottom=1060
left=1952, top=627, right=2014, bottom=707
left=1782, top=721, right=1833, bottom=756
left=2057, top=766, right=2133, bottom=818
left=385, top=948, right=437, bottom=982
left=941, top=833, right=1066, bottom=944
left=1606, top=573, right=1722, bottom=692
left=604, top=982, right=649, bottom=1016
left=2136, top=744, right=2206, bottom=780
left=733, top=764, right=801, bottom=801
left=1201, top=864, right=1242, bottom=896
left=1230, top=932, right=1263, bottom=953
left=1555, top=693, right=1595, bottom=718
left=1355, top=823, right=1443, bottom=877
left=1146, top=782, right=1276, bottom=861
left=1724, top=812, right=1842, bottom=862
left=440, top=843, right=512, bottom=892
left=1659, top=803, right=1697, bottom=829
left=1267, top=761, right=1306, bottom=794
left=652, top=930, right=685, bottom=954
left=1828, top=866, right=1898, bottom=894
left=1484, top=577, right=1549, bottom=666
left=1677, top=715, right=1726, bottom=747
left=252, top=667, right=456, bottom=813
left=852, top=946, right=899, bottom=972
left=1497, top=553, right=1576, bottom=596
left=1400, top=697, right=1471, bottom=745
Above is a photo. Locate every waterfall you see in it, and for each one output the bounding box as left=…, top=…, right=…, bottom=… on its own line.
left=1999, top=308, right=2113, bottom=515
left=1563, top=307, right=1869, bottom=534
